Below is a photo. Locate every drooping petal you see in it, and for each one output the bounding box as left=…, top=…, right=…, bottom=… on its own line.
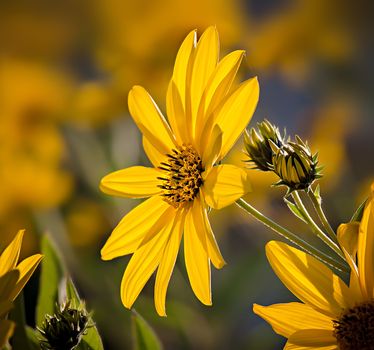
left=266, top=241, right=353, bottom=318
left=0, top=301, right=12, bottom=319
left=253, top=302, right=333, bottom=338
left=202, top=165, right=252, bottom=210
left=286, top=329, right=337, bottom=349
left=0, top=270, right=19, bottom=301
left=195, top=50, right=245, bottom=143
left=154, top=210, right=186, bottom=316
left=194, top=195, right=226, bottom=269
left=101, top=196, right=170, bottom=260
left=166, top=81, right=190, bottom=144
left=284, top=342, right=337, bottom=350
left=190, top=26, right=219, bottom=136
left=128, top=86, right=176, bottom=155
left=0, top=230, right=24, bottom=276
left=142, top=137, right=166, bottom=168
left=337, top=222, right=361, bottom=297
left=11, top=254, right=43, bottom=301
left=100, top=166, right=161, bottom=198
left=172, top=29, right=197, bottom=110
left=357, top=183, right=374, bottom=298
left=214, top=77, right=259, bottom=160
left=0, top=320, right=15, bottom=349
left=184, top=200, right=212, bottom=305
left=120, top=208, right=177, bottom=309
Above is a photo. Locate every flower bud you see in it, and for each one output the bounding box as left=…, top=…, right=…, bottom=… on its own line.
left=38, top=302, right=89, bottom=350
left=271, top=135, right=322, bottom=192
left=244, top=119, right=286, bottom=171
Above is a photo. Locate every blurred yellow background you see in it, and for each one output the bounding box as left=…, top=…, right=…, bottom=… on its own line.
left=0, top=0, right=373, bottom=349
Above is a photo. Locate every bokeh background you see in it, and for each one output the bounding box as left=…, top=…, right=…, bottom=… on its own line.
left=1, top=0, right=373, bottom=348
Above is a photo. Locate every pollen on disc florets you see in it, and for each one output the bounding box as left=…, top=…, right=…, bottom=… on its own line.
left=333, top=300, right=374, bottom=350
left=158, top=145, right=204, bottom=208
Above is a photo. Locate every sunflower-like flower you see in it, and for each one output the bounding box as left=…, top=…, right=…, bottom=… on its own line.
left=100, top=26, right=259, bottom=316
left=0, top=230, right=43, bottom=347
left=253, top=183, right=374, bottom=349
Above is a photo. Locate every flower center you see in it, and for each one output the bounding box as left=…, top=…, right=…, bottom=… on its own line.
left=158, top=145, right=203, bottom=208
left=333, top=300, right=374, bottom=350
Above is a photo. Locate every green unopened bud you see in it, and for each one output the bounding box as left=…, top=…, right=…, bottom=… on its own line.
left=38, top=302, right=89, bottom=350
left=244, top=119, right=286, bottom=171
left=271, top=135, right=322, bottom=192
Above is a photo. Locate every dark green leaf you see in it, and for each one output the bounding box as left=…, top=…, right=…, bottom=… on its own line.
left=9, top=293, right=32, bottom=350
left=284, top=198, right=308, bottom=224
left=132, top=310, right=163, bottom=350
left=66, top=279, right=104, bottom=350
left=350, top=198, right=368, bottom=222
left=36, top=235, right=64, bottom=326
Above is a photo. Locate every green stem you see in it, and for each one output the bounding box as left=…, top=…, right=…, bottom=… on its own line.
left=291, top=191, right=345, bottom=260
left=236, top=198, right=349, bottom=273
left=306, top=188, right=338, bottom=242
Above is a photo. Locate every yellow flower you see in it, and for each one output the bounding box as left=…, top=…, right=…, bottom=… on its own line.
left=100, top=26, right=259, bottom=316
left=253, top=183, right=374, bottom=349
left=0, top=230, right=43, bottom=347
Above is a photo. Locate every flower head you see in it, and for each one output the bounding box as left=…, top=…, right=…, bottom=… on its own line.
left=100, top=26, right=259, bottom=316
left=0, top=230, right=43, bottom=347
left=271, top=135, right=322, bottom=192
left=38, top=302, right=89, bottom=350
left=244, top=119, right=286, bottom=171
left=253, top=182, right=374, bottom=349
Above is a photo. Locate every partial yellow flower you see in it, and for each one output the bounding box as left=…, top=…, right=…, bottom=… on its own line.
left=253, top=182, right=374, bottom=349
left=0, top=230, right=43, bottom=347
left=100, top=26, right=259, bottom=316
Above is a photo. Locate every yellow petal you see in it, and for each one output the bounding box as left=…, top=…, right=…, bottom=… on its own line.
left=337, top=222, right=360, bottom=295
left=287, top=329, right=337, bottom=349
left=0, top=270, right=19, bottom=301
left=201, top=124, right=223, bottom=169
left=190, top=26, right=219, bottom=136
left=142, top=137, right=166, bottom=168
left=194, top=195, right=226, bottom=269
left=0, top=230, right=24, bottom=276
left=0, top=320, right=15, bottom=349
left=266, top=241, right=353, bottom=318
left=214, top=77, right=259, bottom=160
left=100, top=166, right=161, bottom=198
left=184, top=200, right=212, bottom=305
left=0, top=300, right=12, bottom=319
left=284, top=342, right=337, bottom=350
left=154, top=210, right=186, bottom=316
left=357, top=185, right=374, bottom=299
left=202, top=165, right=252, bottom=210
left=120, top=208, right=176, bottom=309
left=166, top=81, right=190, bottom=144
left=101, top=196, right=170, bottom=260
left=172, top=29, right=197, bottom=111
left=196, top=50, right=245, bottom=144
left=128, top=86, right=176, bottom=155
left=11, top=254, right=43, bottom=301
left=253, top=302, right=333, bottom=338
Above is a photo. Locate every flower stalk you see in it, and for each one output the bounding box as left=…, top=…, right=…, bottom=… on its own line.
left=236, top=198, right=349, bottom=273
left=306, top=187, right=337, bottom=242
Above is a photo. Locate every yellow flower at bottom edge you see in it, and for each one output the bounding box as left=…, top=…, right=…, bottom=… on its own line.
left=0, top=230, right=43, bottom=347
left=100, top=26, right=259, bottom=316
left=253, top=183, right=374, bottom=349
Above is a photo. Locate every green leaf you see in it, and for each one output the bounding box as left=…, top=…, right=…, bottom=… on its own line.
left=284, top=198, right=308, bottom=224
left=36, top=235, right=64, bottom=326
left=9, top=293, right=32, bottom=350
left=350, top=198, right=368, bottom=222
left=132, top=310, right=163, bottom=350
left=66, top=279, right=104, bottom=350
left=313, top=184, right=322, bottom=205
left=25, top=327, right=41, bottom=350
